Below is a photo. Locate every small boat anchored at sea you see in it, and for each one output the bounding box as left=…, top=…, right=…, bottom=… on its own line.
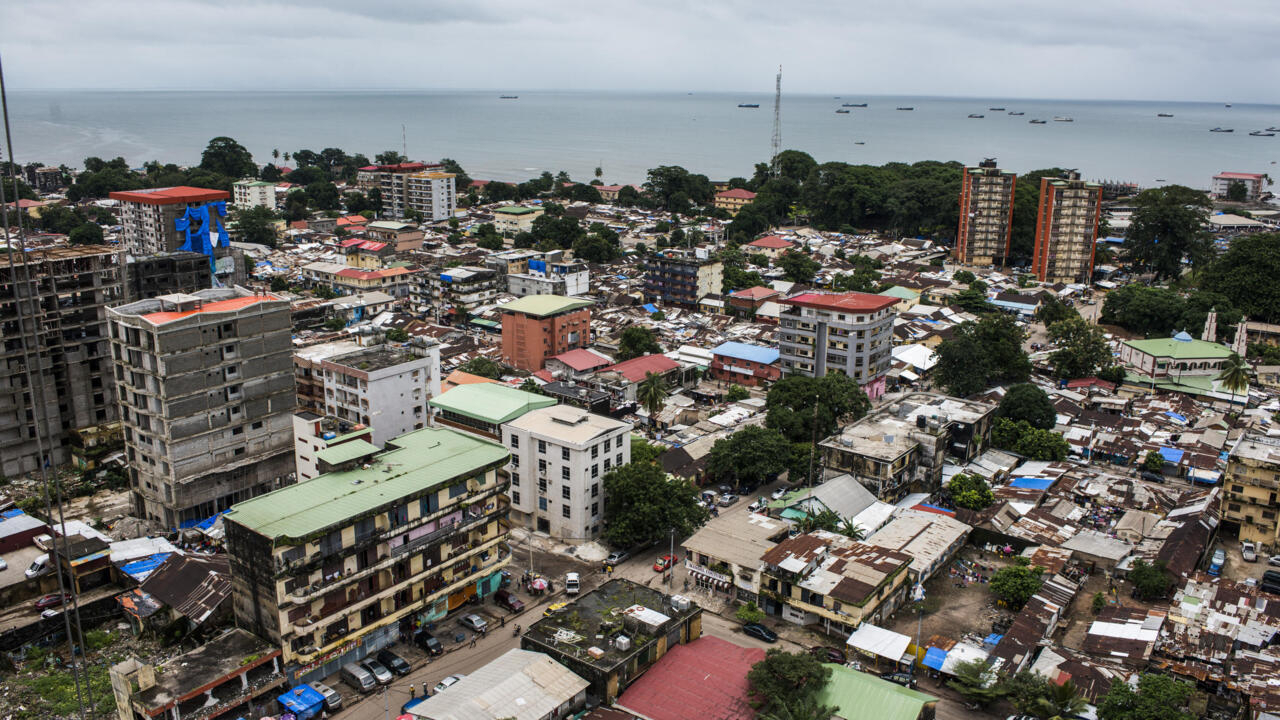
left=1053, top=116, right=1073, bottom=122
left=1157, top=113, right=1173, bottom=117
left=1029, top=119, right=1047, bottom=124
left=968, top=114, right=984, bottom=118
left=842, top=103, right=867, bottom=107
left=1250, top=130, right=1275, bottom=137
left=1008, top=111, right=1024, bottom=116
left=738, top=103, right=760, bottom=108
left=896, top=107, right=914, bottom=111
left=499, top=95, right=518, bottom=99
left=1210, top=127, right=1234, bottom=132
left=836, top=109, right=850, bottom=114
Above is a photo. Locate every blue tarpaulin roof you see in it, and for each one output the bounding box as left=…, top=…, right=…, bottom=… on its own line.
left=278, top=685, right=325, bottom=720
left=712, top=341, right=780, bottom=365
left=1158, top=447, right=1185, bottom=463
left=178, top=509, right=229, bottom=531
left=1164, top=411, right=1188, bottom=423
left=642, top=303, right=658, bottom=313
left=1, top=509, right=24, bottom=519
left=120, top=553, right=173, bottom=582
left=983, top=633, right=1004, bottom=647
left=923, top=647, right=948, bottom=670
left=1009, top=477, right=1055, bottom=490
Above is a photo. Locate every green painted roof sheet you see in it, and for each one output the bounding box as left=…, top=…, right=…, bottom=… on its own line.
left=817, top=664, right=937, bottom=720
left=494, top=206, right=538, bottom=215
left=1123, top=337, right=1234, bottom=360
left=315, top=439, right=379, bottom=466
left=499, top=295, right=593, bottom=318
left=879, top=286, right=921, bottom=300
left=428, top=383, right=556, bottom=425
left=225, top=427, right=507, bottom=540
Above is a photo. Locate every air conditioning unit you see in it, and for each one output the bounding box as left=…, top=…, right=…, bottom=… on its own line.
left=614, top=635, right=631, bottom=651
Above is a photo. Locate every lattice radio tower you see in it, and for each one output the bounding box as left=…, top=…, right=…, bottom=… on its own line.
left=770, top=65, right=782, bottom=175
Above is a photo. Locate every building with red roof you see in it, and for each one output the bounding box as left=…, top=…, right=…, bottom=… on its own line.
left=595, top=354, right=685, bottom=409
left=1212, top=171, right=1267, bottom=201
left=778, top=291, right=898, bottom=400
left=615, top=636, right=764, bottom=720
left=744, top=234, right=795, bottom=259
left=726, top=285, right=780, bottom=316
left=110, top=186, right=232, bottom=255
left=546, top=348, right=613, bottom=380
left=714, top=187, right=757, bottom=216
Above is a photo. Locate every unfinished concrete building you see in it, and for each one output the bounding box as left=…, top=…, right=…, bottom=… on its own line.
left=108, top=288, right=297, bottom=528
left=0, top=246, right=124, bottom=476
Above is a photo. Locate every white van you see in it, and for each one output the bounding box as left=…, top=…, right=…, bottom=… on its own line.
left=565, top=572, right=580, bottom=595
left=25, top=554, right=50, bottom=579
left=340, top=662, right=377, bottom=693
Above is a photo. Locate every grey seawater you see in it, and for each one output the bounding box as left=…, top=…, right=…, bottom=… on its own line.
left=7, top=89, right=1280, bottom=188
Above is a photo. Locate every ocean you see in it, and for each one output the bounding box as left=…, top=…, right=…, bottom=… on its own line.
left=6, top=90, right=1280, bottom=189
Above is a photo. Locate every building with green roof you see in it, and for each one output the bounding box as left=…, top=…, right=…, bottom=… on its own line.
left=1119, top=332, right=1235, bottom=379
left=817, top=663, right=937, bottom=720
left=224, top=425, right=512, bottom=685
left=500, top=295, right=594, bottom=371
left=429, top=383, right=557, bottom=438
left=500, top=295, right=593, bottom=318
left=493, top=205, right=544, bottom=236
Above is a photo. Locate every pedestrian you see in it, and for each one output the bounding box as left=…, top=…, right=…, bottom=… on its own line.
left=410, top=686, right=416, bottom=699
left=500, top=615, right=506, bottom=627
left=422, top=682, right=429, bottom=697
left=469, top=637, right=476, bottom=648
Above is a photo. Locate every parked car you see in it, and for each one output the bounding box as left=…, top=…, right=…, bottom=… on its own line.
left=717, top=494, right=739, bottom=507
left=565, top=572, right=580, bottom=595
left=653, top=555, right=675, bottom=572
left=880, top=671, right=917, bottom=689
left=1209, top=548, right=1226, bottom=576
left=1242, top=542, right=1258, bottom=562
left=742, top=623, right=778, bottom=643
left=360, top=659, right=393, bottom=685
left=717, top=484, right=734, bottom=495
left=376, top=649, right=411, bottom=676
left=34, top=593, right=69, bottom=610
left=1270, top=555, right=1280, bottom=567
left=0, top=556, right=7, bottom=572
left=605, top=550, right=631, bottom=567
left=25, top=554, right=50, bottom=579
left=809, top=646, right=847, bottom=664
left=309, top=681, right=343, bottom=712
left=434, top=675, right=466, bottom=693
left=771, top=487, right=790, bottom=501
left=543, top=602, right=569, bottom=617
left=748, top=498, right=768, bottom=513
left=33, top=534, right=54, bottom=552
left=340, top=663, right=377, bottom=693
left=415, top=631, right=443, bottom=656
left=460, top=614, right=489, bottom=633
left=494, top=589, right=525, bottom=613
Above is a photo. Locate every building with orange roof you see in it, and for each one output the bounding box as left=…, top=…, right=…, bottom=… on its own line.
left=441, top=369, right=501, bottom=393
left=107, top=288, right=296, bottom=528
left=777, top=291, right=898, bottom=399
left=110, top=186, right=231, bottom=255
left=743, top=234, right=794, bottom=260
left=713, top=188, right=756, bottom=216
left=726, top=285, right=780, bottom=316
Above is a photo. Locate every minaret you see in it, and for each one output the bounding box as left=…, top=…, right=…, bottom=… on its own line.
left=1202, top=307, right=1218, bottom=343
left=1232, top=317, right=1249, bottom=357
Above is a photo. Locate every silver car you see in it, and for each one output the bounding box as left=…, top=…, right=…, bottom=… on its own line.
left=434, top=674, right=466, bottom=693
left=460, top=613, right=488, bottom=633
left=309, top=681, right=343, bottom=711
left=360, top=659, right=393, bottom=685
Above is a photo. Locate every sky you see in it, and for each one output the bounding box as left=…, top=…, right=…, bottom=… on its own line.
left=5, top=0, right=1280, bottom=102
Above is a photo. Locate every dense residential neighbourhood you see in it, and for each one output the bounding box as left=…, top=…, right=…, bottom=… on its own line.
left=5, top=138, right=1280, bottom=720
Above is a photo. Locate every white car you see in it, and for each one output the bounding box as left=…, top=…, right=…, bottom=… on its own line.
left=1269, top=555, right=1280, bottom=567
left=565, top=572, right=580, bottom=595
left=0, top=556, right=7, bottom=571
left=1243, top=542, right=1258, bottom=562
left=771, top=487, right=789, bottom=501
left=434, top=674, right=466, bottom=693
left=460, top=614, right=488, bottom=633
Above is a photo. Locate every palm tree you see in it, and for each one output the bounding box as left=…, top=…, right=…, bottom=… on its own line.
left=283, top=151, right=291, bottom=164
left=1216, top=351, right=1250, bottom=408
left=636, top=371, right=669, bottom=421
left=837, top=519, right=865, bottom=541
left=798, top=508, right=841, bottom=534
left=1030, top=680, right=1088, bottom=720
left=594, top=166, right=603, bottom=180
left=272, top=148, right=280, bottom=163
left=519, top=378, right=542, bottom=395
left=759, top=696, right=839, bottom=720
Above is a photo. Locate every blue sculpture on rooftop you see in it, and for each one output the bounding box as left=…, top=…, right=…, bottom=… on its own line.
left=174, top=200, right=228, bottom=279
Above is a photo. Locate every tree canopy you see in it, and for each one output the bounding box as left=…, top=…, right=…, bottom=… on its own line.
left=1128, top=559, right=1171, bottom=601
left=997, top=383, right=1057, bottom=430
left=990, top=562, right=1045, bottom=610
left=1047, top=317, right=1112, bottom=379
left=948, top=473, right=995, bottom=511
left=747, top=649, right=833, bottom=717
left=992, top=418, right=1069, bottom=461
left=946, top=659, right=1003, bottom=706
left=1097, top=672, right=1195, bottom=720
left=231, top=205, right=279, bottom=246
left=602, top=461, right=708, bottom=549
left=1123, top=185, right=1213, bottom=280
left=1200, top=232, right=1280, bottom=324
left=706, top=426, right=793, bottom=489
left=778, top=251, right=821, bottom=283
left=935, top=314, right=1030, bottom=396
left=200, top=136, right=256, bottom=178
left=458, top=357, right=503, bottom=379
left=765, top=374, right=871, bottom=444
left=616, top=326, right=662, bottom=361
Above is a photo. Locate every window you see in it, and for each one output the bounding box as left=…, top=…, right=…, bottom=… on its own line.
left=449, top=482, right=467, bottom=498
left=538, top=497, right=547, bottom=511
left=512, top=491, right=521, bottom=504
left=592, top=483, right=600, bottom=498
left=603, top=458, right=611, bottom=470
left=562, top=486, right=571, bottom=500
left=538, top=477, right=548, bottom=492
left=591, top=445, right=599, bottom=459
left=511, top=473, right=520, bottom=486
left=561, top=447, right=570, bottom=461
left=420, top=494, right=438, bottom=516
left=591, top=465, right=599, bottom=478
left=1232, top=484, right=1245, bottom=493
left=511, top=455, right=519, bottom=468
left=616, top=453, right=623, bottom=466
left=388, top=503, right=408, bottom=527
left=510, top=435, right=519, bottom=448
left=538, top=459, right=547, bottom=474
left=562, top=505, right=571, bottom=518
left=538, top=440, right=546, bottom=454
left=561, top=467, right=570, bottom=480
left=591, top=502, right=598, bottom=516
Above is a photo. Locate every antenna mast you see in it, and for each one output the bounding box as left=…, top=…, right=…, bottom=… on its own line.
left=770, top=65, right=782, bottom=175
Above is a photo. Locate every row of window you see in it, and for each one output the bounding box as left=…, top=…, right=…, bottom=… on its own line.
left=510, top=491, right=599, bottom=519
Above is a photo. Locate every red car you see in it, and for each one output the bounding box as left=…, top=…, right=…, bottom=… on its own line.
left=34, top=593, right=69, bottom=610
left=653, top=555, right=675, bottom=572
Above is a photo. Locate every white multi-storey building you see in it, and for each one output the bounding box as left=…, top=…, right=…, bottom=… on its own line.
left=321, top=343, right=441, bottom=448
left=777, top=291, right=898, bottom=401
left=501, top=405, right=630, bottom=542
left=507, top=260, right=590, bottom=298
left=232, top=180, right=277, bottom=210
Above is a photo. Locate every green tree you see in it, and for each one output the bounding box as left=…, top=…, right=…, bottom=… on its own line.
left=1142, top=450, right=1165, bottom=473
left=67, top=222, right=103, bottom=245
left=706, top=426, right=793, bottom=489
left=946, top=659, right=1004, bottom=706
left=778, top=251, right=821, bottom=283
left=1216, top=351, right=1250, bottom=407
left=725, top=384, right=750, bottom=402
left=270, top=276, right=290, bottom=293
left=1100, top=284, right=1186, bottom=337
left=306, top=181, right=341, bottom=211
left=1048, top=317, right=1112, bottom=379
left=1226, top=180, right=1247, bottom=202
left=989, top=563, right=1045, bottom=610
left=630, top=437, right=662, bottom=465
left=948, top=473, right=995, bottom=511
left=458, top=356, right=503, bottom=379
left=231, top=205, right=279, bottom=246
left=765, top=374, right=871, bottom=444
left=200, top=136, right=256, bottom=178
left=1123, top=185, right=1213, bottom=280
left=386, top=328, right=409, bottom=342
left=518, top=378, right=543, bottom=394
left=997, top=383, right=1057, bottom=430
left=616, top=326, right=662, bottom=361
left=1035, top=296, right=1078, bottom=327
left=1000, top=670, right=1053, bottom=716
left=602, top=461, right=708, bottom=549
left=1097, top=672, right=1195, bottom=720
left=1030, top=679, right=1088, bottom=720
left=1200, top=232, right=1280, bottom=323
left=935, top=314, right=1030, bottom=396
left=950, top=286, right=996, bottom=314
left=282, top=190, right=309, bottom=222
left=953, top=269, right=976, bottom=284
left=375, top=150, right=407, bottom=165
left=324, top=317, right=346, bottom=331
left=1092, top=591, right=1107, bottom=614
left=992, top=418, right=1069, bottom=461
left=1128, top=559, right=1170, bottom=601
left=637, top=371, right=670, bottom=418
left=735, top=602, right=766, bottom=624
left=746, top=649, right=833, bottom=716
left=758, top=696, right=840, bottom=720
left=439, top=158, right=471, bottom=192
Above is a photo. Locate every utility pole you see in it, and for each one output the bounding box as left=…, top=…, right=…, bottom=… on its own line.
left=770, top=65, right=783, bottom=176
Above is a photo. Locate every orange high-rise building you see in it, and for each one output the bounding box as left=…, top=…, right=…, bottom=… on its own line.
left=1031, top=172, right=1104, bottom=285
left=500, top=295, right=593, bottom=372
left=956, top=159, right=1017, bottom=267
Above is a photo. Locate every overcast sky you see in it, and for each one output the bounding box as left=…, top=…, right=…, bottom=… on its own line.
left=5, top=0, right=1279, bottom=102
